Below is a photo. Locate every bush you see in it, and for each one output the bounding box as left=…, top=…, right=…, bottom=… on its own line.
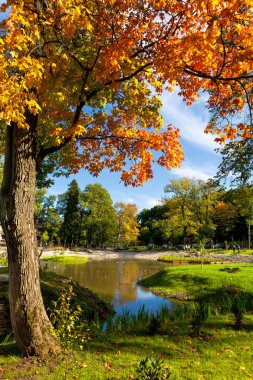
left=135, top=356, right=171, bottom=380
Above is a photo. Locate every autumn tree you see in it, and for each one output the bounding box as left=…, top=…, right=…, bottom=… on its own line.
left=114, top=202, right=139, bottom=248
left=188, top=181, right=218, bottom=241
left=1, top=0, right=253, bottom=357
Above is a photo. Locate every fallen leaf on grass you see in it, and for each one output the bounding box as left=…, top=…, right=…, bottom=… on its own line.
left=104, top=361, right=113, bottom=369
left=80, top=363, right=88, bottom=368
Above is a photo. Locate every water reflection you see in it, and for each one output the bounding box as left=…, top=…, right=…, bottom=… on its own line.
left=42, top=259, right=178, bottom=314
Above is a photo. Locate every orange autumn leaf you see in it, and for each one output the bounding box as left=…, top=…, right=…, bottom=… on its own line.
left=0, top=0, right=253, bottom=183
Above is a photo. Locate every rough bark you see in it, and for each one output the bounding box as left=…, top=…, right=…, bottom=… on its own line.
left=248, top=222, right=251, bottom=250
left=0, top=118, right=60, bottom=357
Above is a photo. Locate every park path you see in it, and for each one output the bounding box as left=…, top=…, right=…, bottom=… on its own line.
left=40, top=248, right=253, bottom=263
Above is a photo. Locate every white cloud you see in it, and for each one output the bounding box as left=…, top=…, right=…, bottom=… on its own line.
left=161, top=90, right=217, bottom=151
left=135, top=194, right=161, bottom=209
left=112, top=190, right=161, bottom=211
left=172, top=164, right=217, bottom=181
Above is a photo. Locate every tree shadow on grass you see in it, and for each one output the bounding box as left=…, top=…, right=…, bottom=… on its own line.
left=0, top=341, right=20, bottom=356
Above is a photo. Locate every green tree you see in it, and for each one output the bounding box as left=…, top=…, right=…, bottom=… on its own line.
left=35, top=189, right=62, bottom=246
left=138, top=205, right=170, bottom=246
left=41, top=195, right=62, bottom=246
left=215, top=139, right=253, bottom=186
left=213, top=201, right=238, bottom=243
left=164, top=178, right=200, bottom=245
left=231, top=185, right=253, bottom=249
left=60, top=180, right=82, bottom=247
left=81, top=184, right=117, bottom=248
left=164, top=178, right=218, bottom=245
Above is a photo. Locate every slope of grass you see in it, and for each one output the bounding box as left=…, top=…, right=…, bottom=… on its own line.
left=140, top=264, right=253, bottom=300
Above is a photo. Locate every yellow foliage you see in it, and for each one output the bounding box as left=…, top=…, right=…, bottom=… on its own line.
left=0, top=0, right=252, bottom=184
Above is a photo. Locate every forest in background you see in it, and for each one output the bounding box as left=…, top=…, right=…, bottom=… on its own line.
left=35, top=177, right=253, bottom=250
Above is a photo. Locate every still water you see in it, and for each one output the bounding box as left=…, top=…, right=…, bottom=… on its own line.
left=43, top=259, right=178, bottom=315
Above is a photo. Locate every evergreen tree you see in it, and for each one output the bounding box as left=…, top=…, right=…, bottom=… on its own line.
left=60, top=180, right=82, bottom=247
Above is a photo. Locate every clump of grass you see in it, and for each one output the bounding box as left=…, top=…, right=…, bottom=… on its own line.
left=196, top=285, right=253, bottom=330
left=105, top=305, right=190, bottom=334
left=158, top=255, right=212, bottom=264
left=41, top=256, right=89, bottom=264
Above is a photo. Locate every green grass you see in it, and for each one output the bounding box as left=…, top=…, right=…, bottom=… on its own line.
left=158, top=255, right=212, bottom=264
left=0, top=255, right=7, bottom=266
left=1, top=263, right=253, bottom=379
left=41, top=255, right=89, bottom=264
left=1, top=316, right=253, bottom=379
left=206, top=248, right=253, bottom=255
left=140, top=263, right=253, bottom=300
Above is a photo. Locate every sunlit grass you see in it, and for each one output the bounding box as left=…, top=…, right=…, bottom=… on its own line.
left=40, top=255, right=89, bottom=264
left=140, top=263, right=253, bottom=299
left=1, top=316, right=253, bottom=379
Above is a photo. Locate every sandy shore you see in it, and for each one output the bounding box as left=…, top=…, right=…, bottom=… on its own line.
left=41, top=248, right=165, bottom=261
left=40, top=248, right=253, bottom=263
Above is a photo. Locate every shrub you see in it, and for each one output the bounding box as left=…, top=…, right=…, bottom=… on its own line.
left=135, top=356, right=171, bottom=380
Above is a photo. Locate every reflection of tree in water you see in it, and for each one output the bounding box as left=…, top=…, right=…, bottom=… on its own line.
left=115, top=261, right=139, bottom=305
left=43, top=260, right=167, bottom=306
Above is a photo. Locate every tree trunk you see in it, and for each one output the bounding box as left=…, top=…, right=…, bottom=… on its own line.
left=248, top=222, right=251, bottom=250
left=0, top=120, right=60, bottom=357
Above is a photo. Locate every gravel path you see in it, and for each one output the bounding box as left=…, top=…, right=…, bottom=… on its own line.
left=40, top=249, right=253, bottom=263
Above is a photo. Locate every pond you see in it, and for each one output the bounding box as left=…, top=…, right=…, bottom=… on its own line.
left=43, top=259, right=179, bottom=315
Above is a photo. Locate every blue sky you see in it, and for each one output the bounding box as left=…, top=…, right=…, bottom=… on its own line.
left=49, top=89, right=221, bottom=211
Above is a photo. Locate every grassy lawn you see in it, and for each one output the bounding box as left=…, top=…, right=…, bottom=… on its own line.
left=1, top=317, right=253, bottom=379
left=1, top=263, right=253, bottom=379
left=140, top=263, right=253, bottom=300
left=205, top=249, right=253, bottom=256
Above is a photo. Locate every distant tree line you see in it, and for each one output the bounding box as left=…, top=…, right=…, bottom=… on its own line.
left=138, top=178, right=253, bottom=249
left=35, top=180, right=139, bottom=249
left=1, top=163, right=251, bottom=250
left=33, top=177, right=253, bottom=250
